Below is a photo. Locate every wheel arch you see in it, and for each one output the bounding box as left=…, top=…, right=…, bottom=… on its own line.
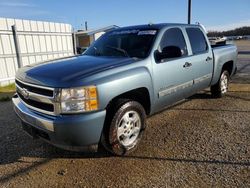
left=222, top=60, right=234, bottom=75
left=106, top=87, right=151, bottom=115
left=211, top=60, right=235, bottom=86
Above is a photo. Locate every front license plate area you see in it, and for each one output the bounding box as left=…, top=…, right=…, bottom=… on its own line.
left=21, top=122, right=39, bottom=139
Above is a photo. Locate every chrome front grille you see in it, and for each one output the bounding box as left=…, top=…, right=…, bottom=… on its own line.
left=15, top=79, right=59, bottom=116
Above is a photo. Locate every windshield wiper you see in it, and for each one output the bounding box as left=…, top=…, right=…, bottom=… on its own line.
left=105, top=45, right=130, bottom=57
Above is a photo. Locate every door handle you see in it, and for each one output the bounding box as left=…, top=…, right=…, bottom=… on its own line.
left=206, top=56, right=212, bottom=62
left=183, top=62, right=192, bottom=68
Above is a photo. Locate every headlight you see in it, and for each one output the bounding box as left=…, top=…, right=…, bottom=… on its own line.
left=60, top=86, right=98, bottom=113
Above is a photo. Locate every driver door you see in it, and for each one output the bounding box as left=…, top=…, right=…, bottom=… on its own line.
left=152, top=27, right=194, bottom=110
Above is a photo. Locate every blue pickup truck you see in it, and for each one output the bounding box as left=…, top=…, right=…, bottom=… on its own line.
left=13, top=23, right=237, bottom=155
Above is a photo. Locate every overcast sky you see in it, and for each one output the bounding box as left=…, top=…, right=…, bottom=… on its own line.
left=0, top=0, right=249, bottom=31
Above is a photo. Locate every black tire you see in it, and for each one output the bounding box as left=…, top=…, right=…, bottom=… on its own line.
left=211, top=70, right=230, bottom=98
left=101, top=100, right=146, bottom=156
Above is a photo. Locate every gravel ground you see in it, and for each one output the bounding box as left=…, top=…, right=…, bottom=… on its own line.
left=0, top=41, right=249, bottom=188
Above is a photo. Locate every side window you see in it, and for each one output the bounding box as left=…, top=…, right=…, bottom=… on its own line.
left=160, top=28, right=188, bottom=57
left=186, top=28, right=208, bottom=54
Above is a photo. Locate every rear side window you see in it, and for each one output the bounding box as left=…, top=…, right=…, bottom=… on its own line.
left=186, top=28, right=208, bottom=54
left=160, top=28, right=188, bottom=57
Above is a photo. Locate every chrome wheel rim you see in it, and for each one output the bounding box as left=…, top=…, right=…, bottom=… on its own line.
left=117, top=110, right=141, bottom=147
left=220, top=73, right=228, bottom=94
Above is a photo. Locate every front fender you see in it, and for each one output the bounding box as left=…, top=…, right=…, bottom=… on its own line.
left=96, top=67, right=154, bottom=110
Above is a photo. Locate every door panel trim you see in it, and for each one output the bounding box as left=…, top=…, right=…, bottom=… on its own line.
left=158, top=80, right=193, bottom=98
left=158, top=73, right=212, bottom=98
left=193, top=73, right=212, bottom=84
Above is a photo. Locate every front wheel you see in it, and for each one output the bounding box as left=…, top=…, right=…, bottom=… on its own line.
left=102, top=100, right=146, bottom=156
left=211, top=70, right=230, bottom=98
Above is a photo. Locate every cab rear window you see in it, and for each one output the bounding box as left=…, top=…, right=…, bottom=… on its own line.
left=186, top=28, right=208, bottom=54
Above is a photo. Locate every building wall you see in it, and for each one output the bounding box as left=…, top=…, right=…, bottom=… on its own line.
left=0, top=17, right=74, bottom=86
left=76, top=31, right=106, bottom=49
left=78, top=36, right=91, bottom=47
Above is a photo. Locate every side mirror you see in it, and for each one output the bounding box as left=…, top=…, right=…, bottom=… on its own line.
left=155, top=46, right=182, bottom=62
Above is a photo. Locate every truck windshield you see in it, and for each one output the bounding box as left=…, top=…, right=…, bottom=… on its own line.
left=84, top=29, right=158, bottom=59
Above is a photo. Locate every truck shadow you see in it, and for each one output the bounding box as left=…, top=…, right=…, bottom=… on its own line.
left=188, top=91, right=250, bottom=102
left=188, top=92, right=212, bottom=100
left=0, top=134, right=111, bottom=165
left=0, top=134, right=111, bottom=184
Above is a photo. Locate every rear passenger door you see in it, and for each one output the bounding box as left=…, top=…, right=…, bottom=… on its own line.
left=185, top=27, right=214, bottom=92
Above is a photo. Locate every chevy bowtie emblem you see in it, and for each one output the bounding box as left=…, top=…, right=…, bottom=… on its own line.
left=21, top=88, right=29, bottom=99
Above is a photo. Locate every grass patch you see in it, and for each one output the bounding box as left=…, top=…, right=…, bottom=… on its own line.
left=0, top=83, right=16, bottom=102
left=0, top=83, right=15, bottom=93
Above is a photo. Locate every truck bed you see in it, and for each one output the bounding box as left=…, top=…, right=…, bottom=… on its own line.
left=211, top=43, right=232, bottom=48
left=210, top=44, right=238, bottom=85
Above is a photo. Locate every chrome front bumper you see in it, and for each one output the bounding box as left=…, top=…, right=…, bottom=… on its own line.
left=12, top=94, right=106, bottom=151
left=13, top=94, right=55, bottom=132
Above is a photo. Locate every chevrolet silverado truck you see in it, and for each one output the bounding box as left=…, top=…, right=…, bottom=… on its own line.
left=13, top=23, right=237, bottom=155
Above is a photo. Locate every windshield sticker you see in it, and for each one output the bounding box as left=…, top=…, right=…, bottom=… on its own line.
left=110, top=30, right=139, bottom=35
left=138, top=30, right=157, bottom=35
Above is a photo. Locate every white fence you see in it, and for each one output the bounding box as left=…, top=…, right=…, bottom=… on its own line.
left=0, top=18, right=74, bottom=86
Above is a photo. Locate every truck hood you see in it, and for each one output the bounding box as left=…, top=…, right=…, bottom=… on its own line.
left=16, top=55, right=137, bottom=87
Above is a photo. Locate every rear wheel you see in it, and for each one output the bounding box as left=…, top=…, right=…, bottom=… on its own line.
left=102, top=100, right=146, bottom=156
left=211, top=70, right=230, bottom=98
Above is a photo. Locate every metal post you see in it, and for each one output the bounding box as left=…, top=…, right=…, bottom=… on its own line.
left=188, top=0, right=192, bottom=24
left=72, top=32, right=77, bottom=55
left=11, top=25, right=22, bottom=68
left=85, top=21, right=88, bottom=31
